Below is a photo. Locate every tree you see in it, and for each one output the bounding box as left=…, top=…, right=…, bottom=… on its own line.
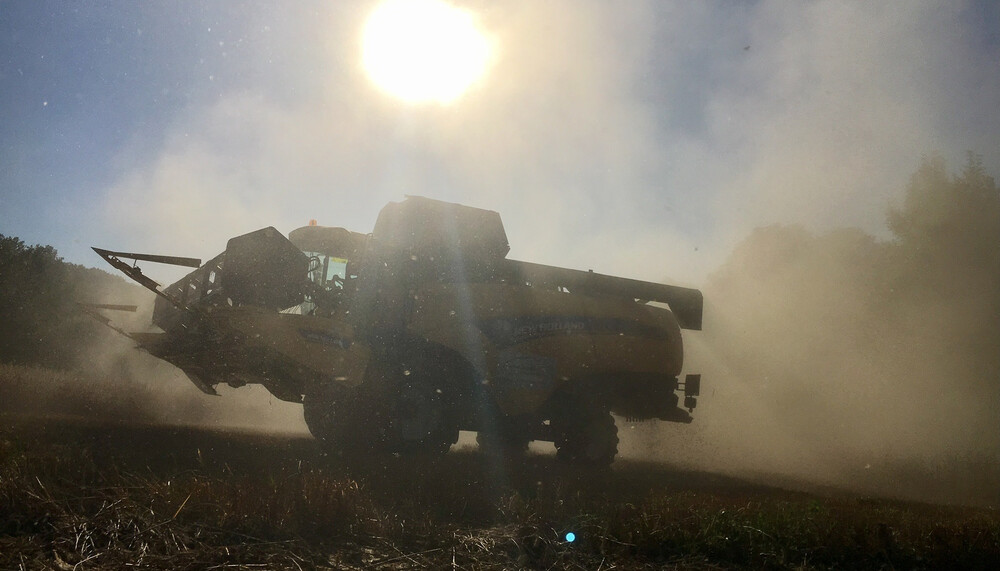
left=885, top=152, right=1000, bottom=399
left=0, top=235, right=75, bottom=364
left=887, top=152, right=1000, bottom=297
left=0, top=235, right=149, bottom=367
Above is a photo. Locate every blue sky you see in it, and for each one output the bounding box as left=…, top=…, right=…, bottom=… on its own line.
left=2, top=1, right=998, bottom=286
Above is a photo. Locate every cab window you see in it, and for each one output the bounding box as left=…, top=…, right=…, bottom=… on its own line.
left=304, top=251, right=348, bottom=290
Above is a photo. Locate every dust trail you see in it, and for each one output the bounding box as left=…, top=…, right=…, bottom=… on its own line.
left=0, top=268, right=308, bottom=434
left=621, top=161, right=1000, bottom=506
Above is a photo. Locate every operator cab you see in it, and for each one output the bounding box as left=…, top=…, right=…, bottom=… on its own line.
left=304, top=252, right=349, bottom=290
left=286, top=223, right=368, bottom=315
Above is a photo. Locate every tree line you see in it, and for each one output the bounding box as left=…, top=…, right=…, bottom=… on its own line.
left=0, top=235, right=149, bottom=368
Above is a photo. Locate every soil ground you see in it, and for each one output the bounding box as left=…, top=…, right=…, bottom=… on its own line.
left=1, top=412, right=998, bottom=570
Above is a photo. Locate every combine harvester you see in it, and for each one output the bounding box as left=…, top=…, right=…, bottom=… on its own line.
left=93, top=197, right=702, bottom=464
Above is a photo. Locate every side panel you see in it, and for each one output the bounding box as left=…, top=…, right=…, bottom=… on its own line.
left=220, top=308, right=371, bottom=388
left=408, top=283, right=683, bottom=415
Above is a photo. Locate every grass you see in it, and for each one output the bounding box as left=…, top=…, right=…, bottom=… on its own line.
left=1, top=415, right=998, bottom=570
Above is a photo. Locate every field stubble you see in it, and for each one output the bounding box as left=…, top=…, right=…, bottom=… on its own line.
left=1, top=364, right=998, bottom=569
left=0, top=415, right=997, bottom=570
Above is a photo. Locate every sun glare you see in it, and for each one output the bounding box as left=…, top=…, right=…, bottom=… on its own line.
left=362, top=0, right=492, bottom=105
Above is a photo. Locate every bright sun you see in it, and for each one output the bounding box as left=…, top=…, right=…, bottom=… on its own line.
left=362, top=0, right=492, bottom=105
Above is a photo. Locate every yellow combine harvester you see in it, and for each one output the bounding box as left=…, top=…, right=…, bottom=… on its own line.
left=94, top=197, right=702, bottom=464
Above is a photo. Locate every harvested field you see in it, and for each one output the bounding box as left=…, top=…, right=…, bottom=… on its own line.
left=1, top=413, right=997, bottom=570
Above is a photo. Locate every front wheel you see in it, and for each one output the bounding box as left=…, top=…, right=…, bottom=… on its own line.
left=302, top=381, right=342, bottom=443
left=303, top=382, right=384, bottom=456
left=552, top=403, right=619, bottom=466
left=387, top=382, right=458, bottom=455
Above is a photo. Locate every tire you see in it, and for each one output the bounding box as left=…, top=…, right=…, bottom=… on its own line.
left=388, top=382, right=458, bottom=455
left=303, top=382, right=382, bottom=455
left=302, top=381, right=341, bottom=443
left=552, top=404, right=619, bottom=466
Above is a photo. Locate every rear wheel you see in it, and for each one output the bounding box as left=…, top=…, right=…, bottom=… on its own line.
left=552, top=403, right=619, bottom=466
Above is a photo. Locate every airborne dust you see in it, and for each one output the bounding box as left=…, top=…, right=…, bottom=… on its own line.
left=0, top=271, right=306, bottom=434
left=620, top=158, right=1000, bottom=506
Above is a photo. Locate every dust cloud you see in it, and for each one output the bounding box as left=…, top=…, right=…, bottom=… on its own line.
left=74, top=331, right=308, bottom=435
left=0, top=351, right=308, bottom=436
left=620, top=161, right=1000, bottom=506
left=0, top=272, right=307, bottom=435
